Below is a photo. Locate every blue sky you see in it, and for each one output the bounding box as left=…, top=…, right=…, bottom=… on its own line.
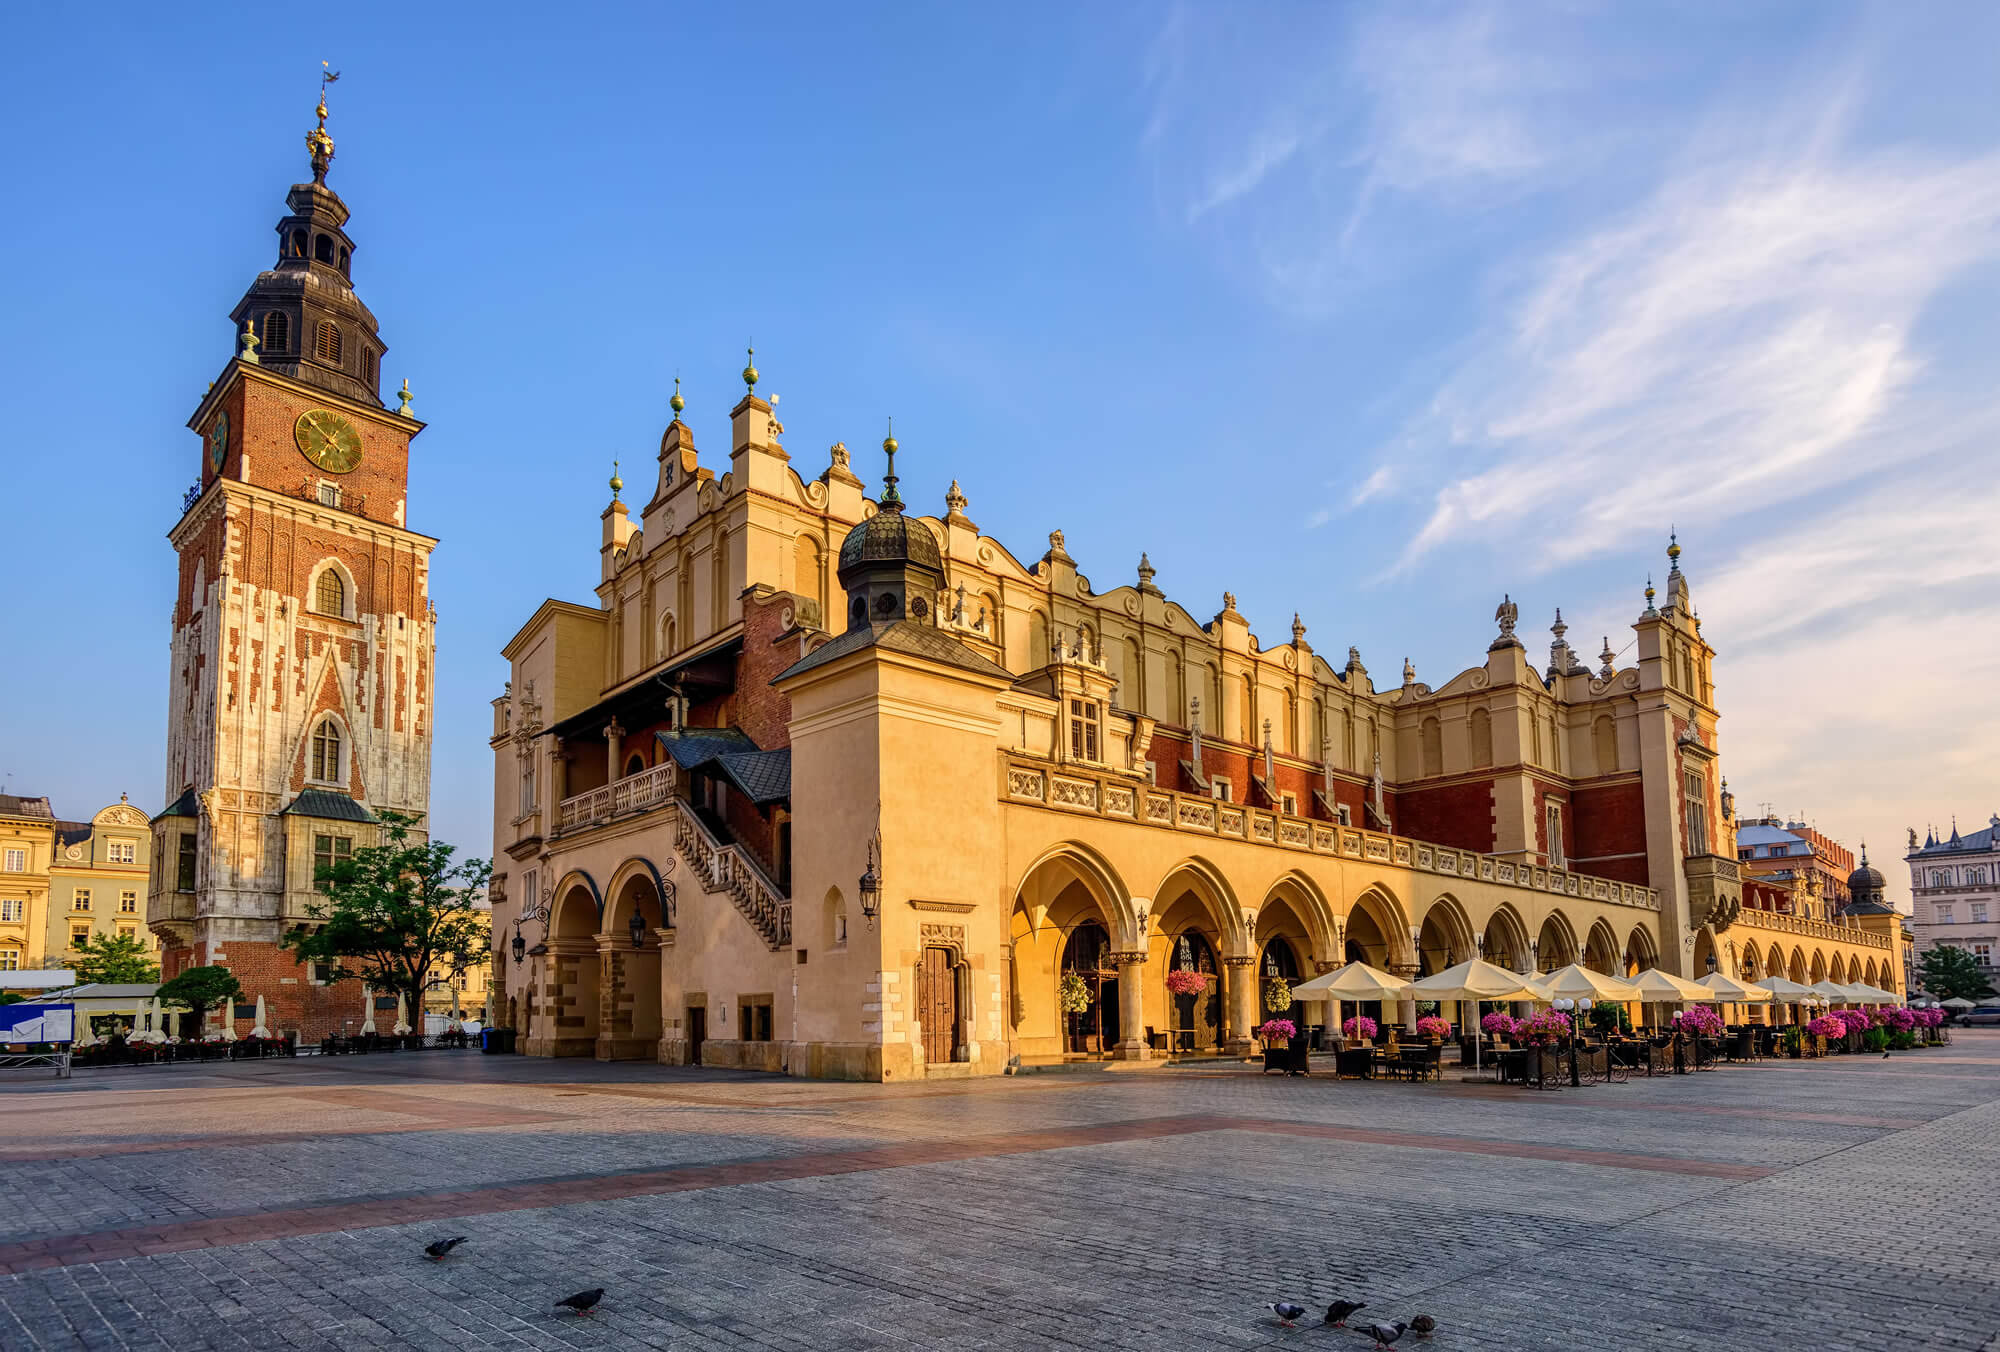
left=3, top=4, right=1997, bottom=906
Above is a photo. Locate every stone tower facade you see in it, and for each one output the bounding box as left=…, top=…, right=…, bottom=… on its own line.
left=147, top=93, right=437, bottom=1039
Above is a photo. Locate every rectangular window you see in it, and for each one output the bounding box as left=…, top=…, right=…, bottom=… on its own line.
left=1336, top=804, right=1352, bottom=827
left=1211, top=778, right=1233, bottom=803
left=118, top=925, right=136, bottom=941
left=72, top=889, right=91, bottom=912
left=119, top=890, right=137, bottom=914
left=107, top=841, right=136, bottom=864
left=1769, top=845, right=1789, bottom=857
left=1939, top=904, right=1956, bottom=924
left=1974, top=942, right=1993, bottom=966
left=518, top=754, right=537, bottom=818
left=1281, top=793, right=1299, bottom=816
left=313, top=834, right=352, bottom=890
left=739, top=999, right=774, bottom=1042
left=0, top=948, right=18, bottom=970
left=1975, top=903, right=1990, bottom=923
left=2, top=848, right=23, bottom=872
left=1683, top=770, right=1708, bottom=856
left=176, top=833, right=197, bottom=891
left=312, top=960, right=334, bottom=985
left=1546, top=804, right=1566, bottom=868
left=70, top=925, right=91, bottom=948
left=0, top=898, right=21, bottom=922
left=1067, top=698, right=1100, bottom=762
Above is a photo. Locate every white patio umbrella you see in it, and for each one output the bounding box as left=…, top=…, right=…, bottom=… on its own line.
left=392, top=992, right=412, bottom=1036
left=1540, top=962, right=1641, bottom=1002
left=359, top=984, right=377, bottom=1035
left=1760, top=975, right=1812, bottom=1001
left=1289, top=961, right=1412, bottom=1001
left=250, top=994, right=270, bottom=1038
left=1409, top=957, right=1551, bottom=1075
left=1846, top=983, right=1898, bottom=1006
left=219, top=996, right=238, bottom=1042
left=1942, top=996, right=1978, bottom=1011
left=1697, top=972, right=1774, bottom=1002
left=1807, top=980, right=1853, bottom=1004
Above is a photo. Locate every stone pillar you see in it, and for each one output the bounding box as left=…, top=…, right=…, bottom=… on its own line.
left=551, top=739, right=568, bottom=804
left=605, top=719, right=625, bottom=782
left=1391, top=962, right=1420, bottom=1032
left=1224, top=955, right=1258, bottom=1056
left=1112, top=952, right=1149, bottom=1060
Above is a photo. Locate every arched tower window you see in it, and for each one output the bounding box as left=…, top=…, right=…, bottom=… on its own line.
left=314, top=321, right=342, bottom=364
left=314, top=234, right=336, bottom=264
left=310, top=719, right=342, bottom=783
left=338, top=246, right=350, bottom=276
left=360, top=348, right=377, bottom=387
left=315, top=568, right=345, bottom=617
left=261, top=311, right=290, bottom=355
left=288, top=229, right=307, bottom=258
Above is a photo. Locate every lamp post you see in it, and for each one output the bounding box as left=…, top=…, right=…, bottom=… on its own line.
left=858, top=849, right=881, bottom=931
left=628, top=906, right=647, bottom=949
left=510, top=926, right=526, bottom=965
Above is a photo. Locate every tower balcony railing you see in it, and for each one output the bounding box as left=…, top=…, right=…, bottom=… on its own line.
left=1000, top=752, right=1661, bottom=912
left=555, top=761, right=678, bottom=834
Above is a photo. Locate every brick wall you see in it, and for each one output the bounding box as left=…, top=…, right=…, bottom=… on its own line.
left=735, top=591, right=798, bottom=752
left=202, top=374, right=417, bottom=532
left=193, top=939, right=368, bottom=1041
left=1395, top=779, right=1497, bottom=854
left=1571, top=780, right=1649, bottom=886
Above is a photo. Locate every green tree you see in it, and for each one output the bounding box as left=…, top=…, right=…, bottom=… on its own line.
left=155, top=964, right=245, bottom=1033
left=69, top=932, right=161, bottom=985
left=281, top=810, right=491, bottom=1029
left=1919, top=945, right=1997, bottom=1003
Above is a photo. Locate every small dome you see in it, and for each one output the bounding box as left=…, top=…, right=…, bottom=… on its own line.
left=838, top=507, right=941, bottom=576
left=1847, top=860, right=1886, bottom=894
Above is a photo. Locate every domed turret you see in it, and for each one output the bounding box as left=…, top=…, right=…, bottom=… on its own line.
left=835, top=423, right=944, bottom=630
left=1846, top=846, right=1888, bottom=909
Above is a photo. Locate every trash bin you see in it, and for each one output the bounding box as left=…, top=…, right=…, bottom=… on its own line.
left=480, top=1027, right=497, bottom=1054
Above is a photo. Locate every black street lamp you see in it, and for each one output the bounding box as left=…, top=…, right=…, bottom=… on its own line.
left=510, top=925, right=526, bottom=965
left=628, top=907, right=648, bottom=948
left=858, top=864, right=880, bottom=929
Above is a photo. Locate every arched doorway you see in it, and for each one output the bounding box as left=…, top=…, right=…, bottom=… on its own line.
left=1536, top=912, right=1578, bottom=973
left=1062, top=920, right=1120, bottom=1055
left=602, top=869, right=664, bottom=1061
left=1623, top=925, right=1659, bottom=977
left=1167, top=930, right=1221, bottom=1051
left=543, top=882, right=600, bottom=1057
left=1484, top=906, right=1533, bottom=974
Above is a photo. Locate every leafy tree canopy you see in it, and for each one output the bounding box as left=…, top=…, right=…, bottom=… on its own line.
left=1919, top=944, right=1997, bottom=1003
left=282, top=810, right=491, bottom=1024
left=70, top=932, right=161, bottom=985
left=155, top=964, right=244, bottom=1018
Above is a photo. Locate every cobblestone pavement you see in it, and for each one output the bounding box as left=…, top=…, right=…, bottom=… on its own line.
left=5, top=1036, right=1999, bottom=1351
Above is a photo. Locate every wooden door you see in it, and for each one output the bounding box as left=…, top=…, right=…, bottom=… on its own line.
left=920, top=947, right=958, bottom=1064
left=687, top=1006, right=706, bottom=1065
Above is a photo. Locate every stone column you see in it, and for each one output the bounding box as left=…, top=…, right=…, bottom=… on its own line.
left=605, top=719, right=625, bottom=781
left=1224, top=955, right=1258, bottom=1056
left=1112, top=952, right=1149, bottom=1060
left=551, top=739, right=568, bottom=804
left=1391, top=962, right=1420, bottom=1032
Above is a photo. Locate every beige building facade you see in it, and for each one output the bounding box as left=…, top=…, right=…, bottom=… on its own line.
left=488, top=371, right=1902, bottom=1079
left=1, top=795, right=157, bottom=973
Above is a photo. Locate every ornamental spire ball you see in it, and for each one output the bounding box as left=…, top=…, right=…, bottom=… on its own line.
left=742, top=344, right=758, bottom=395
left=609, top=460, right=623, bottom=500
left=880, top=419, right=902, bottom=508
left=669, top=375, right=684, bottom=420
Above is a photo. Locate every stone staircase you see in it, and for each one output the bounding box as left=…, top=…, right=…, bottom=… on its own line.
left=669, top=800, right=792, bottom=950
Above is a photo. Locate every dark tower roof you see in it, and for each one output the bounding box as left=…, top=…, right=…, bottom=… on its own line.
left=1841, top=846, right=1891, bottom=915
left=834, top=428, right=945, bottom=631
left=226, top=88, right=385, bottom=406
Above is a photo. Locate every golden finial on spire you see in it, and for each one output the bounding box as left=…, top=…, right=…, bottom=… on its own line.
left=307, top=62, right=340, bottom=184
left=669, top=375, right=684, bottom=420
left=742, top=344, right=759, bottom=395
left=609, top=459, right=624, bottom=501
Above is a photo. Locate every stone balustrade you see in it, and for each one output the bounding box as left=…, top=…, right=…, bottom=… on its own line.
left=1734, top=905, right=1891, bottom=949
left=1002, top=755, right=1661, bottom=912
left=555, top=761, right=677, bottom=834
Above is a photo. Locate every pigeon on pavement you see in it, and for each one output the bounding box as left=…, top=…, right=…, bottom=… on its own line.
left=1411, top=1314, right=1437, bottom=1338
left=1269, top=1302, right=1308, bottom=1327
left=1361, top=1320, right=1409, bottom=1349
left=1324, top=1299, right=1367, bottom=1327
left=422, top=1236, right=467, bottom=1261
left=556, top=1289, right=605, bottom=1317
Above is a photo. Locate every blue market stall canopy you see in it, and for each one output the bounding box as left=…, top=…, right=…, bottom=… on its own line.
left=0, top=1003, right=75, bottom=1043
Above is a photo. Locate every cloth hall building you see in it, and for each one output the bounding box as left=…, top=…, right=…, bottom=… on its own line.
left=487, top=378, right=1904, bottom=1080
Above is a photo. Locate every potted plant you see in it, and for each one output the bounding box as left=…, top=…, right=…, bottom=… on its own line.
left=1058, top=971, right=1091, bottom=1050
left=1480, top=1011, right=1518, bottom=1047
left=1257, top=1018, right=1298, bottom=1073
left=1415, top=1015, right=1451, bottom=1044
left=1340, top=1014, right=1378, bottom=1048
left=1263, top=976, right=1293, bottom=1015
left=1164, top=968, right=1209, bottom=997
left=1806, top=1013, right=1845, bottom=1055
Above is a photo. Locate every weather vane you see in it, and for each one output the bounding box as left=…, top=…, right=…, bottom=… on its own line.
left=308, top=61, right=341, bottom=183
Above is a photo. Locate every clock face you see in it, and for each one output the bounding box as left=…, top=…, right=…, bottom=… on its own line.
left=208, top=411, right=229, bottom=473
left=294, top=409, right=364, bottom=474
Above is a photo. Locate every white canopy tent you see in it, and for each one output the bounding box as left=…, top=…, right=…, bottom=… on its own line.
left=1408, top=958, right=1552, bottom=1075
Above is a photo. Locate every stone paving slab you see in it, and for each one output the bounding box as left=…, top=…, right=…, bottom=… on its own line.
left=3, top=1037, right=1998, bottom=1350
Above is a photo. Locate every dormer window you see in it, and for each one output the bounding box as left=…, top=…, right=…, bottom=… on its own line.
left=314, top=321, right=342, bottom=364
left=262, top=311, right=290, bottom=355
left=1067, top=698, right=1100, bottom=762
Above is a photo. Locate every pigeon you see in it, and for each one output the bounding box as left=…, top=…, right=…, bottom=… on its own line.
left=1411, top=1314, right=1437, bottom=1338
left=556, top=1289, right=605, bottom=1317
left=1324, top=1299, right=1367, bottom=1327
left=1883, top=1051, right=1892, bottom=1059
left=422, top=1236, right=467, bottom=1261
left=1361, top=1320, right=1409, bottom=1349
left=1269, top=1302, right=1308, bottom=1327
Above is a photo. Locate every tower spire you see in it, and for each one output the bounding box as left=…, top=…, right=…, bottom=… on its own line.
left=880, top=419, right=902, bottom=509
left=307, top=62, right=339, bottom=184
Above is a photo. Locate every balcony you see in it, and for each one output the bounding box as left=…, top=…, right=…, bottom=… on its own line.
left=1683, top=853, right=1742, bottom=931
left=555, top=761, right=677, bottom=835
left=1736, top=906, right=1890, bottom=949
left=1001, top=754, right=1661, bottom=912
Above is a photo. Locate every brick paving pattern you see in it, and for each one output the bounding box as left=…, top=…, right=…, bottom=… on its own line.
left=3, top=1035, right=1998, bottom=1350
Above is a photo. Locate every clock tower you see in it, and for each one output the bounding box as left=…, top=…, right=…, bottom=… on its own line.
left=149, top=87, right=438, bottom=1040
